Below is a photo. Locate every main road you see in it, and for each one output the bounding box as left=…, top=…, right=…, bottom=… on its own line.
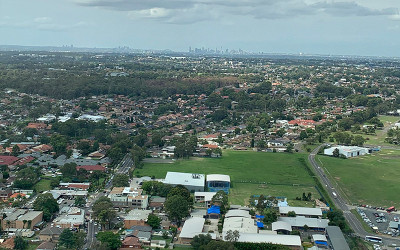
left=309, top=144, right=400, bottom=246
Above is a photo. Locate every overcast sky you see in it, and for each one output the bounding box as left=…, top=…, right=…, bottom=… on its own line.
left=1, top=0, right=400, bottom=56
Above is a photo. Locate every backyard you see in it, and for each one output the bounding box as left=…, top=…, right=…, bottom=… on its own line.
left=135, top=150, right=319, bottom=206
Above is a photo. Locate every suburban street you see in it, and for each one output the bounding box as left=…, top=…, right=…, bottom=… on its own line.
left=309, top=145, right=400, bottom=246
left=83, top=153, right=134, bottom=248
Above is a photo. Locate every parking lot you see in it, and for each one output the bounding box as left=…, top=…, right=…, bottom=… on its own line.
left=357, top=207, right=400, bottom=237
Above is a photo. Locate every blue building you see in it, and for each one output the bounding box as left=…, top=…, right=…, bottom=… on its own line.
left=206, top=174, right=230, bottom=194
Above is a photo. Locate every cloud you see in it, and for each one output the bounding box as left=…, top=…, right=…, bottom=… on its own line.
left=0, top=17, right=89, bottom=31
left=73, top=0, right=399, bottom=24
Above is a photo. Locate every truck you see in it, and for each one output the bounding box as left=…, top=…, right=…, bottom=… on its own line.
left=332, top=192, right=337, bottom=198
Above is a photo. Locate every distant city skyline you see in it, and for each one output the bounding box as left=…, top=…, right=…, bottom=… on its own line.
left=1, top=0, right=400, bottom=57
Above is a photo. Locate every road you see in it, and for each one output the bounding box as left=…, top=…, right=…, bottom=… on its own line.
left=84, top=221, right=99, bottom=249
left=308, top=145, right=400, bottom=246
left=105, top=153, right=134, bottom=189
left=83, top=153, right=134, bottom=248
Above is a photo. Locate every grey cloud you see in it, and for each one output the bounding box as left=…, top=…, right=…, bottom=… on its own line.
left=73, top=0, right=399, bottom=23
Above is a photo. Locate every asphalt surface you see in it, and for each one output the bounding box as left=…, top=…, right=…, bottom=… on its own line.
left=83, top=153, right=134, bottom=249
left=308, top=145, right=400, bottom=246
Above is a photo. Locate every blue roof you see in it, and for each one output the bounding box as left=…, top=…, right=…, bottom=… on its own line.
left=207, top=205, right=220, bottom=214
left=257, top=222, right=264, bottom=228
left=316, top=241, right=328, bottom=246
left=256, top=215, right=265, bottom=219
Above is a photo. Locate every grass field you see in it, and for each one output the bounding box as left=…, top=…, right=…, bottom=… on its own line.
left=362, top=115, right=400, bottom=146
left=135, top=151, right=319, bottom=206
left=316, top=149, right=400, bottom=207
left=34, top=177, right=54, bottom=193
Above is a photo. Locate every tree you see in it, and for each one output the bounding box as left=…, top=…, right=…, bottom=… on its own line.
left=96, top=231, right=122, bottom=250
left=332, top=148, right=340, bottom=158
left=33, top=193, right=59, bottom=221
left=11, top=145, right=20, bottom=157
left=50, top=134, right=68, bottom=155
left=77, top=140, right=91, bottom=155
left=147, top=214, right=161, bottom=229
left=74, top=196, right=86, bottom=207
left=287, top=211, right=296, bottom=217
left=164, top=195, right=190, bottom=226
left=211, top=191, right=229, bottom=214
left=168, top=185, right=192, bottom=203
left=262, top=208, right=278, bottom=225
left=59, top=229, right=86, bottom=250
left=14, top=236, right=28, bottom=250
left=60, top=163, right=77, bottom=179
left=113, top=174, right=129, bottom=187
left=224, top=230, right=240, bottom=242
left=59, top=229, right=75, bottom=249
left=92, top=197, right=116, bottom=230
left=204, top=241, right=235, bottom=250
left=191, top=234, right=212, bottom=250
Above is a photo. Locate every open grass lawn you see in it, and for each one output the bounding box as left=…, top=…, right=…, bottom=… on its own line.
left=34, top=177, right=53, bottom=193
left=317, top=149, right=400, bottom=207
left=362, top=115, right=400, bottom=147
left=135, top=150, right=319, bottom=206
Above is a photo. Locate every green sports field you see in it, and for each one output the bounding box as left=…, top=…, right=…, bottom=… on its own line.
left=135, top=150, right=319, bottom=206
left=316, top=149, right=400, bottom=207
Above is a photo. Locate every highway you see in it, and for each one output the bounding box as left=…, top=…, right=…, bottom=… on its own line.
left=308, top=144, right=400, bottom=246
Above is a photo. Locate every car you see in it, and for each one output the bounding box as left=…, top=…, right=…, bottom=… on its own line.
left=394, top=217, right=399, bottom=222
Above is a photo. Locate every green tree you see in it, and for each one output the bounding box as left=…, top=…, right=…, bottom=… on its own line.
left=332, top=148, right=340, bottom=158
left=14, top=236, right=28, bottom=250
left=92, top=197, right=116, bottom=230
left=11, top=145, right=20, bottom=157
left=33, top=193, right=59, bottom=221
left=164, top=195, right=190, bottom=226
left=96, top=231, right=122, bottom=250
left=147, top=213, right=161, bottom=229
left=50, top=134, right=68, bottom=155
left=262, top=208, right=278, bottom=225
left=113, top=174, right=129, bottom=187
left=211, top=191, right=229, bottom=214
left=59, top=229, right=75, bottom=249
left=204, top=241, right=235, bottom=250
left=191, top=234, right=212, bottom=250
left=224, top=230, right=240, bottom=242
left=74, top=196, right=86, bottom=207
left=168, top=185, right=192, bottom=203
left=287, top=211, right=296, bottom=217
left=60, top=163, right=77, bottom=178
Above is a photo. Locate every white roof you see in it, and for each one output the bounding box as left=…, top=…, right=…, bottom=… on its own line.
left=163, top=172, right=205, bottom=187
left=279, top=216, right=329, bottom=229
left=180, top=217, right=216, bottom=239
left=223, top=217, right=258, bottom=234
left=271, top=221, right=292, bottom=232
left=206, top=174, right=231, bottom=183
left=312, top=234, right=327, bottom=242
left=125, top=209, right=151, bottom=221
left=225, top=209, right=251, bottom=218
left=279, top=206, right=322, bottom=217
left=232, top=233, right=301, bottom=247
left=194, top=192, right=216, bottom=202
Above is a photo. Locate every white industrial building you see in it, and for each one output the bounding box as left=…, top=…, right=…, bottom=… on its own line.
left=324, top=145, right=369, bottom=158
left=179, top=217, right=216, bottom=244
left=279, top=206, right=323, bottom=218
left=163, top=172, right=205, bottom=192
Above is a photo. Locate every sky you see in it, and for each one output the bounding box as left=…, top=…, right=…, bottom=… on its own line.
left=1, top=0, right=400, bottom=56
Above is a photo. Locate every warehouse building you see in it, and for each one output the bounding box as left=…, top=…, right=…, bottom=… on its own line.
left=163, top=172, right=205, bottom=192
left=206, top=174, right=230, bottom=194
left=324, top=145, right=369, bottom=158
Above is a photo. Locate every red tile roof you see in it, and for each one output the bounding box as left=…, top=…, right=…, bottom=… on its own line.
left=0, top=156, right=19, bottom=166
left=76, top=165, right=106, bottom=172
